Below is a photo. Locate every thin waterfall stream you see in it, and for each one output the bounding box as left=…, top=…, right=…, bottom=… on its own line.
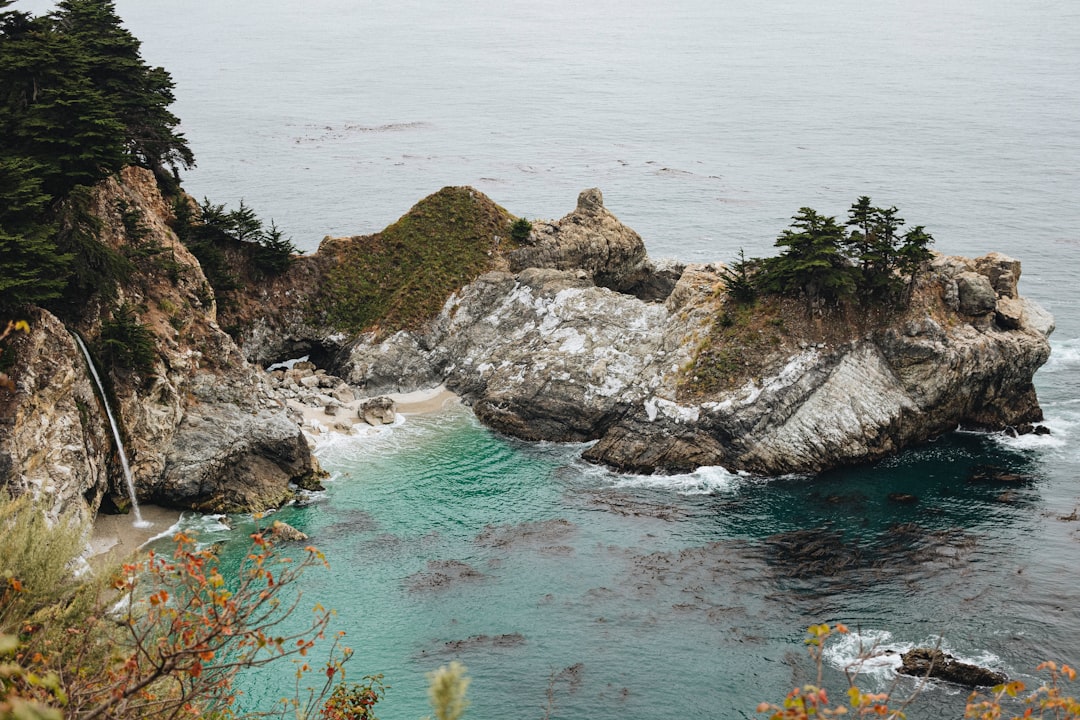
left=72, top=332, right=150, bottom=528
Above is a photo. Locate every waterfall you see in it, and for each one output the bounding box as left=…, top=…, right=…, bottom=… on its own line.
left=72, top=333, right=151, bottom=528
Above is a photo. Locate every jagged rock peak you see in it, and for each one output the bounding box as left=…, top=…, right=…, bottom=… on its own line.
left=576, top=187, right=605, bottom=214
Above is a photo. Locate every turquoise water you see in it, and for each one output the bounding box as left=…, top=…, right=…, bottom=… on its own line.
left=13, top=0, right=1074, bottom=714
left=174, top=397, right=1080, bottom=719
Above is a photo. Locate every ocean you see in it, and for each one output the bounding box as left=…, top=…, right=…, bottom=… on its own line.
left=18, top=0, right=1080, bottom=716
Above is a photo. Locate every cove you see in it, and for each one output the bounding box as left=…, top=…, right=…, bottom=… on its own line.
left=178, top=403, right=1078, bottom=720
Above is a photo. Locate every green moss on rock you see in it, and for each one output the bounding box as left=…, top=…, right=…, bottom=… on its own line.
left=322, top=187, right=518, bottom=335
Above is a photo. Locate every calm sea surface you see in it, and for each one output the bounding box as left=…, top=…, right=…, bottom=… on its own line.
left=18, top=0, right=1080, bottom=716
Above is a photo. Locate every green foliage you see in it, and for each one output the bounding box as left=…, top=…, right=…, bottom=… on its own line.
left=751, top=198, right=934, bottom=308
left=0, top=490, right=88, bottom=636
left=758, top=207, right=856, bottom=305
left=0, top=0, right=193, bottom=315
left=718, top=248, right=759, bottom=304
left=174, top=197, right=298, bottom=298
left=509, top=217, right=532, bottom=243
left=255, top=219, right=297, bottom=276
left=323, top=187, right=515, bottom=334
left=97, top=302, right=155, bottom=374
left=0, top=0, right=192, bottom=196
left=52, top=185, right=134, bottom=309
left=0, top=157, right=70, bottom=314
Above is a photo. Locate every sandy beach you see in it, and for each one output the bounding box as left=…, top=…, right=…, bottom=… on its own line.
left=294, top=384, right=459, bottom=437
left=88, top=503, right=184, bottom=567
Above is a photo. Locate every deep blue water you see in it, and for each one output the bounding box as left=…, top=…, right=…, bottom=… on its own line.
left=14, top=0, right=1079, bottom=715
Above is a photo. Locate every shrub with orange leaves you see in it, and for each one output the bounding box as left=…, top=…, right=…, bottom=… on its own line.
left=755, top=623, right=910, bottom=720
left=1, top=503, right=371, bottom=720
left=757, top=623, right=1079, bottom=720
left=965, top=661, right=1080, bottom=720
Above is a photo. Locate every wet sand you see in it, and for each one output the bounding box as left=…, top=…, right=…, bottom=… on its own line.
left=88, top=504, right=184, bottom=566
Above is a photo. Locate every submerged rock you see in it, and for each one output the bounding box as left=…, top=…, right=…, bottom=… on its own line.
left=898, top=648, right=1007, bottom=687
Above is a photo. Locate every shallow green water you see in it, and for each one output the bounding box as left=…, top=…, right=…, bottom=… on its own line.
left=178, top=396, right=1080, bottom=720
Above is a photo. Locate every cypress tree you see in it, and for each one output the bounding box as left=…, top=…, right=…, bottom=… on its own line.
left=760, top=208, right=856, bottom=304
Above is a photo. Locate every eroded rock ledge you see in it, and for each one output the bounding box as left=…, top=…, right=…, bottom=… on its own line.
left=331, top=190, right=1052, bottom=476
left=0, top=168, right=321, bottom=517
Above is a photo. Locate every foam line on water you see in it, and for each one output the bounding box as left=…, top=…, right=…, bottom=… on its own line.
left=587, top=463, right=743, bottom=495
left=822, top=629, right=1005, bottom=684
left=1042, top=337, right=1080, bottom=373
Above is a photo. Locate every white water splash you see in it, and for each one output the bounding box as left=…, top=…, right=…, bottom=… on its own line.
left=992, top=404, right=1079, bottom=455
left=72, top=333, right=150, bottom=528
left=1042, top=338, right=1080, bottom=374
left=610, top=465, right=743, bottom=495
left=822, top=629, right=1005, bottom=687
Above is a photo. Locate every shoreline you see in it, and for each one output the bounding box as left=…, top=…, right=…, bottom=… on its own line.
left=89, top=385, right=459, bottom=562
left=87, top=503, right=184, bottom=566
left=295, top=384, right=459, bottom=437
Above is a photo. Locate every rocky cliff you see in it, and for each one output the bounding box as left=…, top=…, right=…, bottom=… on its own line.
left=4, top=178, right=1051, bottom=519
left=0, top=167, right=321, bottom=517
left=337, top=190, right=1053, bottom=476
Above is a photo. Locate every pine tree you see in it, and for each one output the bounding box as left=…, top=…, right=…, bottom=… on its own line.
left=52, top=0, right=193, bottom=176
left=0, top=157, right=71, bottom=313
left=255, top=220, right=298, bottom=276
left=760, top=207, right=856, bottom=304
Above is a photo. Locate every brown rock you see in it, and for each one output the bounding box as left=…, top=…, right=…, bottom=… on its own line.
left=898, top=648, right=1006, bottom=687
left=359, top=396, right=396, bottom=425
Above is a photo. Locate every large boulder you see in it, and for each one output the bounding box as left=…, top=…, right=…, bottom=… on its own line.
left=898, top=648, right=1007, bottom=687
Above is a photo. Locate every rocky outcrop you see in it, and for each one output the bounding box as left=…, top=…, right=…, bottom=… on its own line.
left=0, top=308, right=111, bottom=522
left=507, top=188, right=650, bottom=294
left=898, top=648, right=1007, bottom=687
left=358, top=397, right=396, bottom=426
left=339, top=192, right=1052, bottom=476
left=0, top=168, right=321, bottom=517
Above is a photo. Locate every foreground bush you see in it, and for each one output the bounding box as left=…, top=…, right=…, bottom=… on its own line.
left=0, top=492, right=371, bottom=719
left=756, top=623, right=1078, bottom=720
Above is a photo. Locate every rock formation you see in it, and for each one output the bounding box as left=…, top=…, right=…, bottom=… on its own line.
left=5, top=177, right=1052, bottom=520
left=335, top=190, right=1053, bottom=476
left=898, top=648, right=1007, bottom=687
left=0, top=167, right=321, bottom=517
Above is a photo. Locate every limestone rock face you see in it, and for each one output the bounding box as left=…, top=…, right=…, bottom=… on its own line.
left=956, top=271, right=998, bottom=315
left=341, top=241, right=1052, bottom=476
left=0, top=168, right=320, bottom=515
left=0, top=308, right=110, bottom=522
left=154, top=404, right=316, bottom=513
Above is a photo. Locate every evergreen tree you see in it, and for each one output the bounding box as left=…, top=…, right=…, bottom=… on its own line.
left=718, top=248, right=758, bottom=304
left=51, top=0, right=193, bottom=176
left=254, top=220, right=298, bottom=276
left=0, top=157, right=70, bottom=313
left=896, top=224, right=934, bottom=300
left=0, top=0, right=194, bottom=313
left=760, top=207, right=856, bottom=304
